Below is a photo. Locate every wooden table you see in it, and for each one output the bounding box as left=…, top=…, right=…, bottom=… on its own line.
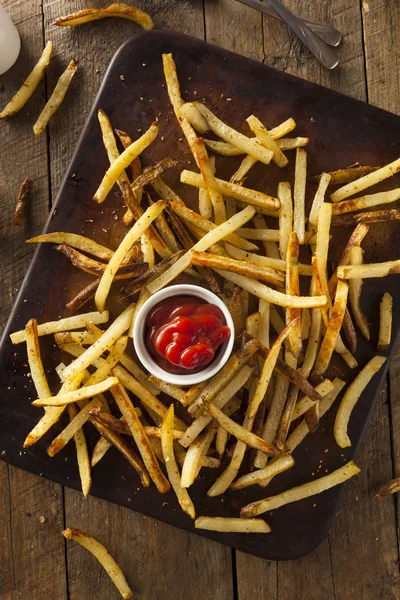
left=1, top=1, right=399, bottom=598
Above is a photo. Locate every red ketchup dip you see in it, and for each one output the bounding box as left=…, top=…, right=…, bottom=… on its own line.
left=145, top=295, right=231, bottom=375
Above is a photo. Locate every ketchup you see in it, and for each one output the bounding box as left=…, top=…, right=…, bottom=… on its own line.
left=145, top=295, right=231, bottom=374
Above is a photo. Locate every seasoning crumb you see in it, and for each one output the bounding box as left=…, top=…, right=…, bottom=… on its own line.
left=120, top=75, right=125, bottom=81
left=39, top=516, right=46, bottom=524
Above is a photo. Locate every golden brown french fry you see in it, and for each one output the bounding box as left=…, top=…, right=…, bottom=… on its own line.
left=293, top=148, right=307, bottom=244
left=334, top=356, right=386, bottom=448
left=290, top=379, right=334, bottom=422
left=62, top=528, right=133, bottom=599
left=147, top=205, right=255, bottom=293
left=285, top=378, right=345, bottom=453
left=33, top=59, right=78, bottom=135
left=191, top=137, right=226, bottom=224
left=93, top=122, right=158, bottom=203
left=0, top=41, right=53, bottom=119
left=111, top=383, right=170, bottom=493
left=27, top=232, right=114, bottom=261
left=97, top=109, right=130, bottom=194
left=32, top=377, right=119, bottom=407
left=68, top=403, right=92, bottom=497
left=314, top=280, right=349, bottom=374
left=195, top=517, right=271, bottom=533
left=331, top=188, right=400, bottom=215
left=231, top=455, right=295, bottom=490
left=378, top=293, right=393, bottom=352
left=11, top=310, right=110, bottom=345
left=328, top=223, right=369, bottom=297
left=214, top=269, right=327, bottom=309
left=181, top=424, right=216, bottom=488
left=277, top=181, right=293, bottom=260
left=338, top=259, right=400, bottom=279
left=118, top=251, right=185, bottom=300
left=180, top=170, right=280, bottom=213
left=332, top=209, right=400, bottom=226
left=12, top=177, right=33, bottom=226
left=54, top=3, right=154, bottom=30
left=160, top=406, right=195, bottom=518
left=56, top=244, right=147, bottom=278
left=330, top=156, right=400, bottom=202
left=246, top=115, right=288, bottom=167
left=190, top=251, right=284, bottom=287
left=235, top=228, right=279, bottom=241
left=347, top=246, right=369, bottom=340
left=285, top=233, right=302, bottom=357
left=374, top=477, right=400, bottom=499
left=25, top=318, right=52, bottom=400
left=241, top=461, right=360, bottom=517
left=301, top=308, right=322, bottom=379
left=308, top=173, right=331, bottom=232
left=224, top=243, right=313, bottom=276
left=179, top=101, right=209, bottom=133
left=309, top=163, right=379, bottom=185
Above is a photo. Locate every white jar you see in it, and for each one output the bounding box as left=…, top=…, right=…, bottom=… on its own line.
left=0, top=6, right=21, bottom=75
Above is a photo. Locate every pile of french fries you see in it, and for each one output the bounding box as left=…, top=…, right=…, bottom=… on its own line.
left=11, top=51, right=400, bottom=540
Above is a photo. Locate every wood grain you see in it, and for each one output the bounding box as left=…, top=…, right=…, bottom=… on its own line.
left=0, top=461, right=13, bottom=600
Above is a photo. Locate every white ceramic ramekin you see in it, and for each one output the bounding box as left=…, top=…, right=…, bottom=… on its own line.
left=133, top=284, right=235, bottom=386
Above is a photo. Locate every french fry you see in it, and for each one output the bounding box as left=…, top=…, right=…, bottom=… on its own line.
left=235, top=228, right=280, bottom=241
left=33, top=59, right=78, bottom=135
left=198, top=155, right=214, bottom=219
left=12, top=177, right=33, bottom=226
left=118, top=251, right=185, bottom=299
left=285, top=233, right=302, bottom=357
left=328, top=223, right=369, bottom=297
left=0, top=41, right=53, bottom=119
left=224, top=243, right=312, bottom=276
left=230, top=154, right=257, bottom=184
left=330, top=156, right=400, bottom=202
left=277, top=181, right=293, bottom=260
left=90, top=414, right=150, bottom=487
left=332, top=209, right=400, bottom=227
left=286, top=378, right=346, bottom=453
left=62, top=528, right=133, bottom=599
left=241, top=461, right=360, bottom=517
left=293, top=148, right=307, bottom=244
left=95, top=200, right=166, bottom=311
left=309, top=163, right=379, bottom=185
left=301, top=308, right=322, bottom=378
left=231, top=455, right=295, bottom=491
left=11, top=310, right=109, bottom=345
left=191, top=103, right=273, bottom=165
left=97, top=109, right=130, bottom=193
left=195, top=517, right=271, bottom=533
left=169, top=198, right=257, bottom=252
left=27, top=232, right=114, bottom=261
left=342, top=308, right=357, bottom=354
left=334, top=356, right=386, bottom=448
left=190, top=251, right=284, bottom=287
left=111, top=383, right=170, bottom=493
left=60, top=304, right=133, bottom=380
left=191, top=137, right=226, bottom=224
left=32, top=377, right=119, bottom=407
left=338, top=259, right=400, bottom=279
left=160, top=406, right=195, bottom=518
left=181, top=424, right=216, bottom=488
left=93, top=122, right=158, bottom=203
left=253, top=213, right=280, bottom=259
left=54, top=3, right=154, bottom=30
left=214, top=269, right=327, bottom=308
left=180, top=365, right=254, bottom=445
left=88, top=408, right=181, bottom=441
left=378, top=293, right=393, bottom=352
left=180, top=170, right=280, bottom=213
left=374, top=477, right=400, bottom=499
left=290, top=379, right=334, bottom=422
left=346, top=246, right=369, bottom=340
left=147, top=205, right=255, bottom=293
left=308, top=173, right=332, bottom=232
left=66, top=403, right=91, bottom=497
left=331, top=188, right=400, bottom=215
left=56, top=244, right=147, bottom=278
left=203, top=399, right=281, bottom=455
left=25, top=319, right=52, bottom=400
left=246, top=115, right=288, bottom=167
left=314, top=280, right=349, bottom=374
left=179, top=101, right=209, bottom=133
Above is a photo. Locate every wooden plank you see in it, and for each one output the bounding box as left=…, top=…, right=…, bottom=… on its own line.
left=41, top=3, right=233, bottom=599
left=236, top=556, right=277, bottom=600
left=0, top=2, right=67, bottom=599
left=329, top=383, right=400, bottom=598
left=64, top=487, right=233, bottom=600
left=389, top=347, right=400, bottom=551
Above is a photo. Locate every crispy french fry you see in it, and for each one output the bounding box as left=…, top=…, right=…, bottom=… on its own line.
left=214, top=269, right=327, bottom=309
left=191, top=137, right=226, bottom=224
left=118, top=251, right=185, bottom=299
left=11, top=310, right=109, bottom=345
left=235, top=228, right=279, bottom=241
left=181, top=424, right=216, bottom=488
left=378, top=293, right=393, bottom=352
left=293, top=148, right=307, bottom=244
left=285, top=233, right=302, bottom=357
left=285, top=378, right=346, bottom=453
left=330, top=156, right=400, bottom=202
left=62, top=528, right=133, bottom=599
left=54, top=3, right=153, bottom=30
left=334, top=356, right=386, bottom=448
left=278, top=181, right=293, bottom=260
left=111, top=383, right=170, bottom=493
left=301, top=308, right=322, bottom=379
left=314, top=280, right=349, bottom=374
left=195, top=517, right=271, bottom=533
left=32, top=377, right=119, bottom=407
left=180, top=170, right=280, bottom=213
left=68, top=403, right=92, bottom=497
left=33, top=59, right=78, bottom=135
left=241, top=461, right=360, bottom=517
left=12, top=177, right=33, bottom=226
left=225, top=243, right=312, bottom=276
left=25, top=318, right=52, bottom=400
left=338, top=259, right=400, bottom=279
left=290, top=379, right=334, bottom=422
left=147, top=205, right=255, bottom=293
left=179, top=101, right=209, bottom=133
left=97, top=109, right=130, bottom=196
left=27, top=232, right=114, bottom=261
left=0, top=41, right=53, bottom=119
left=347, top=245, right=370, bottom=340
left=94, top=122, right=158, bottom=203
left=328, top=223, right=369, bottom=297
left=56, top=244, right=147, bottom=278
left=332, top=188, right=400, bottom=215
left=231, top=455, right=295, bottom=490
left=308, top=173, right=331, bottom=232
left=246, top=115, right=288, bottom=167
left=309, top=163, right=379, bottom=185
left=332, top=209, right=400, bottom=226
left=374, top=477, right=400, bottom=499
